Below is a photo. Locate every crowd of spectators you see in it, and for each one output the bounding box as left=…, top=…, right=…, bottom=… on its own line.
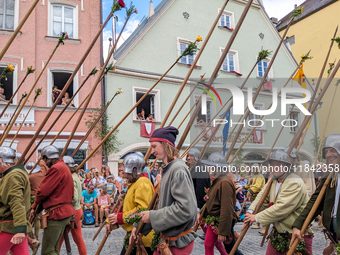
left=76, top=162, right=162, bottom=227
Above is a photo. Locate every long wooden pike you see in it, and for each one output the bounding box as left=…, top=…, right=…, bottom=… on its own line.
left=24, top=69, right=100, bottom=163
left=199, top=59, right=259, bottom=158
left=287, top=177, right=333, bottom=255
left=168, top=83, right=199, bottom=126
left=225, top=23, right=292, bottom=166
left=231, top=61, right=340, bottom=255
left=176, top=0, right=254, bottom=152
left=71, top=93, right=117, bottom=157
left=9, top=99, right=37, bottom=147
left=228, top=60, right=305, bottom=163
left=1, top=99, right=24, bottom=138
left=28, top=93, right=90, bottom=175
left=289, top=61, right=340, bottom=151
left=77, top=0, right=230, bottom=171
left=264, top=107, right=296, bottom=161
left=60, top=11, right=132, bottom=158
left=140, top=0, right=231, bottom=161
left=95, top=202, right=124, bottom=255
left=0, top=38, right=64, bottom=146
left=92, top=200, right=121, bottom=241
left=18, top=12, right=113, bottom=163
left=229, top=11, right=302, bottom=253
left=0, top=0, right=40, bottom=61
left=125, top=184, right=160, bottom=255
left=296, top=26, right=338, bottom=151
left=0, top=70, right=32, bottom=119
left=313, top=81, right=339, bottom=166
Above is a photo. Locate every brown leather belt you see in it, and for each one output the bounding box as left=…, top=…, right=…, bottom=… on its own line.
left=160, top=228, right=192, bottom=242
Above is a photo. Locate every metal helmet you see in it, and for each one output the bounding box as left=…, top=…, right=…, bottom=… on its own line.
left=0, top=146, right=15, bottom=164
left=188, top=148, right=201, bottom=161
left=63, top=156, right=76, bottom=168
left=322, top=134, right=340, bottom=159
left=25, top=161, right=41, bottom=174
left=123, top=153, right=145, bottom=175
left=266, top=150, right=291, bottom=165
left=15, top=152, right=25, bottom=163
left=135, top=151, right=144, bottom=158
left=41, top=145, right=59, bottom=159
left=201, top=152, right=228, bottom=167
left=284, top=146, right=298, bottom=158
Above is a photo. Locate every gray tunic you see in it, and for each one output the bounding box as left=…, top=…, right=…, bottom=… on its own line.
left=148, top=158, right=197, bottom=248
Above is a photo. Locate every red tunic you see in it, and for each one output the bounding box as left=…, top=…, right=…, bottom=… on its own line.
left=32, top=159, right=76, bottom=220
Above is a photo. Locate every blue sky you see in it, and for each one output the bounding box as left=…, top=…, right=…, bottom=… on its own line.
left=102, top=0, right=305, bottom=59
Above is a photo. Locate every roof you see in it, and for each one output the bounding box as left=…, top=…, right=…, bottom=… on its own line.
left=276, top=0, right=338, bottom=31
left=113, top=0, right=173, bottom=61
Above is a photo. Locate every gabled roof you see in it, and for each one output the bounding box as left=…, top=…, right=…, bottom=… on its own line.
left=113, top=0, right=172, bottom=61
left=277, top=0, right=338, bottom=31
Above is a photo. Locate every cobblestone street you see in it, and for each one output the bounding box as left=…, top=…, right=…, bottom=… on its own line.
left=30, top=222, right=328, bottom=255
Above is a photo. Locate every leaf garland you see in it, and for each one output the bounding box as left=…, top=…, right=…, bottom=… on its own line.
left=257, top=48, right=272, bottom=63
left=150, top=232, right=161, bottom=251
left=205, top=215, right=220, bottom=235
left=269, top=231, right=306, bottom=253
left=332, top=37, right=340, bottom=49
left=124, top=208, right=148, bottom=225
left=291, top=6, right=303, bottom=20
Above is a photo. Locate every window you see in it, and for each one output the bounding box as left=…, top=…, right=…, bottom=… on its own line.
left=179, top=42, right=195, bottom=65
left=258, top=60, right=270, bottom=78
left=221, top=49, right=237, bottom=72
left=49, top=70, right=78, bottom=107
left=248, top=104, right=264, bottom=129
left=51, top=5, right=75, bottom=38
left=290, top=111, right=300, bottom=132
left=133, top=87, right=161, bottom=122
left=196, top=98, right=212, bottom=124
left=0, top=65, right=14, bottom=102
left=220, top=13, right=231, bottom=28
left=0, top=0, right=14, bottom=30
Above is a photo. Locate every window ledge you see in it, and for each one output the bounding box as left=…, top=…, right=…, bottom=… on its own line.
left=133, top=120, right=161, bottom=124
left=177, top=62, right=202, bottom=69
left=220, top=70, right=242, bottom=77
left=45, top=36, right=81, bottom=44
left=218, top=26, right=234, bottom=32
left=256, top=76, right=275, bottom=82
left=0, top=30, right=21, bottom=36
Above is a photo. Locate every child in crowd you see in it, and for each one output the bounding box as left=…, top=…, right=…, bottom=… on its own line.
left=106, top=175, right=116, bottom=205
left=98, top=187, right=110, bottom=224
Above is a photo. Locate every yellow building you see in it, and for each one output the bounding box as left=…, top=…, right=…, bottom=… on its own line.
left=277, top=0, right=340, bottom=138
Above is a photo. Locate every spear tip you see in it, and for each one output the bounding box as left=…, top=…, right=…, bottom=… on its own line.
left=334, top=25, right=338, bottom=37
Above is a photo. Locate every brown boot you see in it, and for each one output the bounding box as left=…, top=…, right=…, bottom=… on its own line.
left=29, top=238, right=40, bottom=255
left=318, top=215, right=323, bottom=227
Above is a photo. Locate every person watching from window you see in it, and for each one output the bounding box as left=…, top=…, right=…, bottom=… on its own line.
left=52, top=86, right=62, bottom=105
left=146, top=114, right=156, bottom=123
left=61, top=92, right=74, bottom=107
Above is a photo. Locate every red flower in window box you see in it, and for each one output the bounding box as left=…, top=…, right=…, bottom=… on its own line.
left=268, top=202, right=274, bottom=208
left=230, top=70, right=243, bottom=77
left=187, top=64, right=199, bottom=68
left=224, top=26, right=234, bottom=31
left=118, top=0, right=125, bottom=8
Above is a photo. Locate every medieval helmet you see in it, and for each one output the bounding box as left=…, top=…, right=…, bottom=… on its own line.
left=188, top=148, right=201, bottom=161
left=123, top=153, right=145, bottom=175
left=25, top=161, right=41, bottom=174
left=265, top=150, right=291, bottom=165
left=284, top=146, right=298, bottom=159
left=322, top=134, right=340, bottom=159
left=41, top=145, right=59, bottom=159
left=0, top=146, right=15, bottom=164
left=63, top=156, right=76, bottom=168
left=201, top=152, right=228, bottom=167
